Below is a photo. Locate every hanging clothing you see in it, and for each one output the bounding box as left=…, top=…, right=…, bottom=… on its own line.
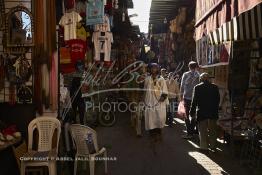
left=144, top=76, right=169, bottom=130
left=66, top=39, right=87, bottom=61
left=86, top=0, right=104, bottom=25
left=59, top=11, right=82, bottom=41
left=94, top=15, right=111, bottom=32
left=92, top=31, right=113, bottom=62
left=75, top=0, right=86, bottom=17
left=76, top=23, right=90, bottom=41
left=65, top=0, right=75, bottom=10
left=61, top=39, right=87, bottom=74
left=60, top=47, right=71, bottom=64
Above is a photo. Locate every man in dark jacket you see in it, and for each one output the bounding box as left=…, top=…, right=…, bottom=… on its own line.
left=190, top=73, right=220, bottom=151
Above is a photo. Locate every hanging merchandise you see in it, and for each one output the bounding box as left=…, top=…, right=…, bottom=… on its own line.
left=67, top=39, right=87, bottom=61
left=217, top=90, right=242, bottom=130
left=13, top=54, right=32, bottom=83
left=243, top=90, right=262, bottom=120
left=75, top=0, right=86, bottom=17
left=249, top=58, right=262, bottom=88
left=65, top=0, right=76, bottom=10
left=177, top=7, right=187, bottom=25
left=92, top=31, right=113, bottom=62
left=86, top=0, right=104, bottom=26
left=61, top=39, right=87, bottom=73
left=76, top=22, right=90, bottom=41
left=16, top=84, right=33, bottom=104
left=4, top=54, right=18, bottom=84
left=60, top=47, right=71, bottom=64
left=94, top=15, right=111, bottom=32
left=59, top=11, right=82, bottom=41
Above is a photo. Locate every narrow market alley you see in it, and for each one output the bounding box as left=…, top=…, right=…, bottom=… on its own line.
left=92, top=113, right=250, bottom=175
left=0, top=0, right=262, bottom=175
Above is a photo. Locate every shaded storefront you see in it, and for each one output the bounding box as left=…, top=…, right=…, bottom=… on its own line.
left=195, top=0, right=262, bottom=166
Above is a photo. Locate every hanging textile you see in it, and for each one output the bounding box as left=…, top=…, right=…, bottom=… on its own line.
left=59, top=11, right=82, bottom=41
left=76, top=23, right=90, bottom=41
left=75, top=0, right=86, bottom=17
left=92, top=31, right=113, bottom=62
left=94, top=15, right=111, bottom=32
left=86, top=0, right=104, bottom=25
left=61, top=39, right=87, bottom=73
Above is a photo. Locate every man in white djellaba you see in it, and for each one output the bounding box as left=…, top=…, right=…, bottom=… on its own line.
left=144, top=63, right=169, bottom=142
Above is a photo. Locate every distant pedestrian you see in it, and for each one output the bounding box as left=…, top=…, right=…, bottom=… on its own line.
left=160, top=68, right=167, bottom=79
left=180, top=61, right=200, bottom=139
left=190, top=73, right=220, bottom=152
left=166, top=72, right=180, bottom=126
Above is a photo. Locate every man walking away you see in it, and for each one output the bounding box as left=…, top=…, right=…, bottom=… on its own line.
left=190, top=73, right=220, bottom=152
left=180, top=61, right=200, bottom=139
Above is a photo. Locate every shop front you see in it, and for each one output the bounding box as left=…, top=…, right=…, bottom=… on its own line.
left=195, top=0, right=262, bottom=167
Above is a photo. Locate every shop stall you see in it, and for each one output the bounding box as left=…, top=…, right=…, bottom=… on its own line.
left=57, top=0, right=140, bottom=126
left=0, top=1, right=37, bottom=174
left=195, top=0, right=262, bottom=168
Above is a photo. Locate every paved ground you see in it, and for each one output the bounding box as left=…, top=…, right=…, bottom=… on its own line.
left=86, top=112, right=251, bottom=175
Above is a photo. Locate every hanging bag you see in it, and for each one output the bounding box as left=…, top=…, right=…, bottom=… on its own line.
left=177, top=101, right=186, bottom=119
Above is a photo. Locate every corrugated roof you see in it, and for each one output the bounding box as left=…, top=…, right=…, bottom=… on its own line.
left=149, top=0, right=194, bottom=24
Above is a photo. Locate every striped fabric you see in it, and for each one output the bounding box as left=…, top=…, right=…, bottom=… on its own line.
left=209, top=3, right=262, bottom=45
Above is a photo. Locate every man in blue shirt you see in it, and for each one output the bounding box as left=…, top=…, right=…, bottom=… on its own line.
left=180, top=61, right=200, bottom=139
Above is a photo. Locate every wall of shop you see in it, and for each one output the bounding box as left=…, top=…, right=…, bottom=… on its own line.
left=0, top=0, right=32, bottom=103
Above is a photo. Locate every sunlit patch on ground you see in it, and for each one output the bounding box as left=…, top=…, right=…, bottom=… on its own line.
left=187, top=140, right=200, bottom=148
left=174, top=118, right=185, bottom=124
left=188, top=151, right=229, bottom=175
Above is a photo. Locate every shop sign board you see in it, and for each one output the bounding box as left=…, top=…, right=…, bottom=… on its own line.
left=196, top=36, right=231, bottom=67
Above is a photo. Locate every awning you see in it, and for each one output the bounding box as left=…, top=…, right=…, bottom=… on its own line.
left=195, top=0, right=262, bottom=41
left=209, top=3, right=262, bottom=44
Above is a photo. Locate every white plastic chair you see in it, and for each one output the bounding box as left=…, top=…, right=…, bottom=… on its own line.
left=20, top=117, right=61, bottom=175
left=70, top=124, right=108, bottom=175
